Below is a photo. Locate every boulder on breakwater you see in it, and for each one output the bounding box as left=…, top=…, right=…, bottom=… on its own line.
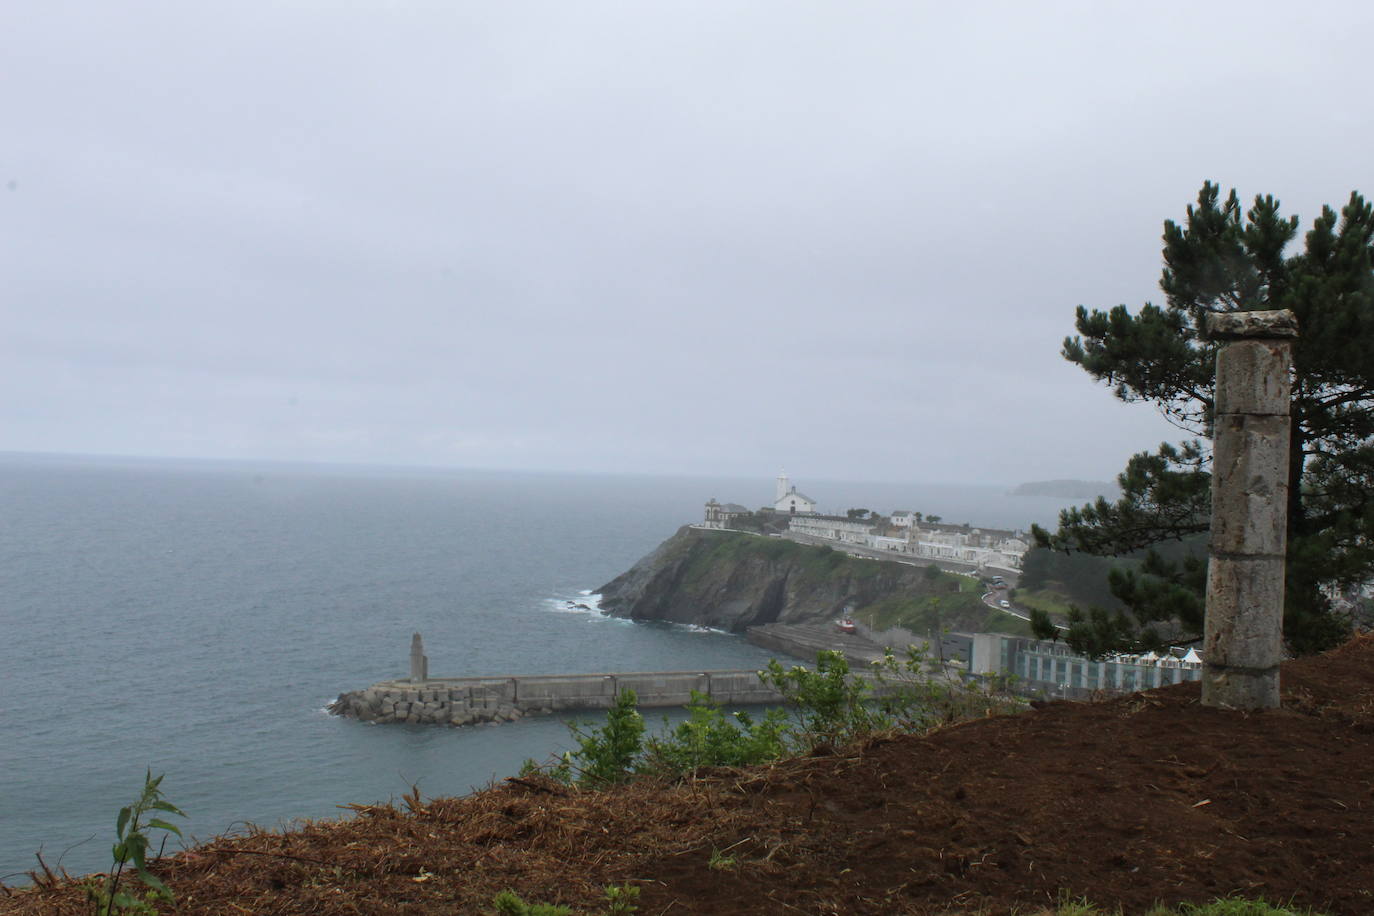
left=328, top=681, right=546, bottom=727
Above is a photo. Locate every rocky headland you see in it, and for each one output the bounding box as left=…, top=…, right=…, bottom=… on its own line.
left=596, top=526, right=1018, bottom=638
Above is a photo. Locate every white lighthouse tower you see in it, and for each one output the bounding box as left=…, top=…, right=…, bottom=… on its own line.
left=776, top=470, right=789, bottom=504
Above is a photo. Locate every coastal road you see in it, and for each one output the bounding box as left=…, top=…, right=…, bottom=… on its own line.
left=984, top=590, right=1069, bottom=633
left=983, top=590, right=1032, bottom=623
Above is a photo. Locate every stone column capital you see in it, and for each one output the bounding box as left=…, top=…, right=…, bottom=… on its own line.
left=1204, top=309, right=1299, bottom=341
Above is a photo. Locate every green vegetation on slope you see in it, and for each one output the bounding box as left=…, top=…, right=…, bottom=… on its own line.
left=621, top=530, right=1037, bottom=637
left=690, top=534, right=1036, bottom=635
left=1018, top=547, right=1132, bottom=614
left=1011, top=587, right=1076, bottom=621
left=684, top=531, right=889, bottom=585
left=858, top=588, right=1033, bottom=637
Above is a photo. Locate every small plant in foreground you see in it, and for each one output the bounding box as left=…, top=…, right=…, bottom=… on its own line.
left=84, top=770, right=186, bottom=916
left=490, top=890, right=572, bottom=915
left=707, top=847, right=737, bottom=871
left=1167, top=898, right=1331, bottom=916
left=602, top=883, right=640, bottom=914
left=1031, top=895, right=1332, bottom=916
left=489, top=884, right=638, bottom=915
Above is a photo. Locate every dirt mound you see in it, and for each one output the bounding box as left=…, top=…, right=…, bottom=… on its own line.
left=8, top=636, right=1374, bottom=915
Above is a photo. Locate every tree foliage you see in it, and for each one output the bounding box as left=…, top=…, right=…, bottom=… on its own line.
left=1028, top=607, right=1059, bottom=643
left=1036, top=182, right=1374, bottom=656
left=1018, top=546, right=1131, bottom=613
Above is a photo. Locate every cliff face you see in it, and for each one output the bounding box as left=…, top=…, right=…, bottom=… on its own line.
left=597, top=527, right=955, bottom=632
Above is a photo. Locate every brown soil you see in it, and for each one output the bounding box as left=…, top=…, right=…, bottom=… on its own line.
left=7, top=635, right=1374, bottom=915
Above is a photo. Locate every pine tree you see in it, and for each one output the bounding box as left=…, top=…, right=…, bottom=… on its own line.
left=1034, top=182, right=1374, bottom=656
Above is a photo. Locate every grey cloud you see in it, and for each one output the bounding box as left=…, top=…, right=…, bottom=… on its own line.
left=3, top=1, right=1370, bottom=483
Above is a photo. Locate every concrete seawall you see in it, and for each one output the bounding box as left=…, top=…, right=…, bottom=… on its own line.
left=328, top=668, right=788, bottom=727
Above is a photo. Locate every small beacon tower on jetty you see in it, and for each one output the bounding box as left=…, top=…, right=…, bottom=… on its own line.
left=328, top=633, right=791, bottom=728
left=409, top=632, right=428, bottom=683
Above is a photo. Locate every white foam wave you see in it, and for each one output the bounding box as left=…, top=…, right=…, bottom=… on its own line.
left=543, top=592, right=609, bottom=617
left=540, top=594, right=728, bottom=634
left=678, top=623, right=729, bottom=635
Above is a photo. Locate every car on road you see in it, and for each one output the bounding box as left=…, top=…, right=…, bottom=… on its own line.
left=999, top=599, right=1011, bottom=609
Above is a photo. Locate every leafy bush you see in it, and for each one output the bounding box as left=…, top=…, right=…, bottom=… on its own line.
left=640, top=692, right=787, bottom=773
left=549, top=689, right=646, bottom=787
left=759, top=651, right=886, bottom=747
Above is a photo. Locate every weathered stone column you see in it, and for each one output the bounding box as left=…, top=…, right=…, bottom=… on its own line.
left=409, top=632, right=428, bottom=683
left=1201, top=309, right=1297, bottom=709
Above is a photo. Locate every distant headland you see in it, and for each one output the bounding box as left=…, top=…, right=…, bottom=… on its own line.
left=1009, top=479, right=1118, bottom=500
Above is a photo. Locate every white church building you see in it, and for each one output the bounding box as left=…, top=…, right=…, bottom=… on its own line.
left=773, top=472, right=817, bottom=515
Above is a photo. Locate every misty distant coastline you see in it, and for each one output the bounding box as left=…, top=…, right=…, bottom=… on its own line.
left=1010, top=479, right=1118, bottom=500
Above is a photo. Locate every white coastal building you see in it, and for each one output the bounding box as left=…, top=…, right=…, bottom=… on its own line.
left=789, top=513, right=874, bottom=544
left=702, top=499, right=751, bottom=529
left=773, top=471, right=817, bottom=515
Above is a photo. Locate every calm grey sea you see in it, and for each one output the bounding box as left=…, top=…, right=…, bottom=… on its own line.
left=0, top=455, right=1080, bottom=881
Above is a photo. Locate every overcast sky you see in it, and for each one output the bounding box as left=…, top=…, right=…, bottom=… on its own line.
left=3, top=2, right=1370, bottom=485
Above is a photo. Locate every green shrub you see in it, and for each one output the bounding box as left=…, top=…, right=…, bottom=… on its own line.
left=640, top=692, right=787, bottom=773
left=526, top=650, right=1022, bottom=786
left=762, top=647, right=1025, bottom=749
left=760, top=651, right=887, bottom=747
left=84, top=771, right=186, bottom=916
left=559, top=689, right=646, bottom=787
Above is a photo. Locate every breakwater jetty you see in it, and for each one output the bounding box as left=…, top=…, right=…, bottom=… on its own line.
left=328, top=633, right=789, bottom=727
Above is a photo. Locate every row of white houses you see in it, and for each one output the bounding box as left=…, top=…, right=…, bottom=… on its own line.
left=790, top=513, right=1030, bottom=571
left=701, top=473, right=1030, bottom=573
